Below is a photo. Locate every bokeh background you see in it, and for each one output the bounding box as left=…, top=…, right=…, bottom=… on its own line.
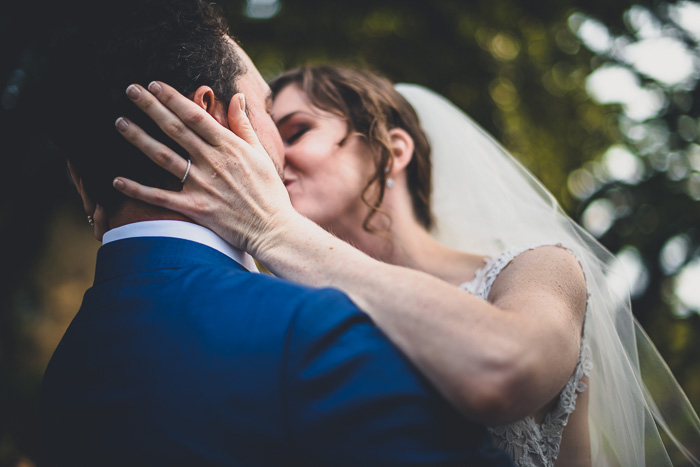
left=2, top=0, right=700, bottom=465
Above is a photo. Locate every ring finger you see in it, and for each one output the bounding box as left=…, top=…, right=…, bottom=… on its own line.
left=115, top=116, right=191, bottom=181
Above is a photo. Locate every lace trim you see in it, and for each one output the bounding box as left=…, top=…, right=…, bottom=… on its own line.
left=460, top=245, right=531, bottom=297
left=460, top=245, right=592, bottom=467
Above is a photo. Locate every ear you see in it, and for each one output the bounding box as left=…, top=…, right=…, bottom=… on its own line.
left=67, top=161, right=109, bottom=241
left=67, top=160, right=96, bottom=216
left=387, top=128, right=415, bottom=175
left=192, top=86, right=227, bottom=127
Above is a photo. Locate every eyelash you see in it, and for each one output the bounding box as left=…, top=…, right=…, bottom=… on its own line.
left=285, top=127, right=308, bottom=144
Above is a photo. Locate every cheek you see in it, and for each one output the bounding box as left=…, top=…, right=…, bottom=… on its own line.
left=287, top=142, right=331, bottom=176
left=289, top=156, right=378, bottom=225
left=311, top=156, right=364, bottom=195
left=290, top=139, right=375, bottom=197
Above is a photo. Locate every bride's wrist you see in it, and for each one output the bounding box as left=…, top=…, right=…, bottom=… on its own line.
left=246, top=209, right=308, bottom=261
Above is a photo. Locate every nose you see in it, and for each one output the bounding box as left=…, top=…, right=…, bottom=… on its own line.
left=282, top=145, right=296, bottom=170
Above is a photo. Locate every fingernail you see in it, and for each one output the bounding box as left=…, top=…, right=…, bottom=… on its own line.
left=113, top=178, right=125, bottom=190
left=239, top=94, right=246, bottom=112
left=126, top=84, right=141, bottom=99
left=115, top=117, right=129, bottom=132
left=148, top=81, right=162, bottom=95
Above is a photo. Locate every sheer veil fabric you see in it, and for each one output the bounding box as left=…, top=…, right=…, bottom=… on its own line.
left=396, top=84, right=700, bottom=466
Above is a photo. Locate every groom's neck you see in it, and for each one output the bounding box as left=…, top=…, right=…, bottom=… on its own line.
left=108, top=199, right=191, bottom=230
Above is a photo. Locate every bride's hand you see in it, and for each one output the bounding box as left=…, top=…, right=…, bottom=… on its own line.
left=112, top=81, right=296, bottom=256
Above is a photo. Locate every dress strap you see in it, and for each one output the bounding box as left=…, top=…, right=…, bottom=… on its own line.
left=460, top=245, right=535, bottom=298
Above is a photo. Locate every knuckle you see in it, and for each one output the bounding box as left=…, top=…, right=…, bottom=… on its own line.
left=165, top=119, right=187, bottom=138
left=159, top=87, right=173, bottom=101
left=211, top=158, right=228, bottom=174
left=152, top=148, right=172, bottom=166
left=184, top=110, right=204, bottom=126
left=120, top=124, right=136, bottom=141
left=125, top=127, right=145, bottom=145
left=191, top=198, right=205, bottom=213
left=151, top=190, right=169, bottom=206
left=139, top=95, right=154, bottom=109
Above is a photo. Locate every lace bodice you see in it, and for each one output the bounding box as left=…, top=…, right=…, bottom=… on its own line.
left=460, top=246, right=592, bottom=467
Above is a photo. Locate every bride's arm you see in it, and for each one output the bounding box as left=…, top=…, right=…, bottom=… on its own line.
left=257, top=215, right=587, bottom=426
left=113, top=82, right=587, bottom=425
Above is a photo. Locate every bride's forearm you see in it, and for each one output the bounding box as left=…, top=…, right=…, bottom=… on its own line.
left=108, top=84, right=565, bottom=421
left=254, top=214, right=576, bottom=425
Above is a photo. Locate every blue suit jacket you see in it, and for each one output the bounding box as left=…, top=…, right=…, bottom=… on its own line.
left=40, top=236, right=512, bottom=466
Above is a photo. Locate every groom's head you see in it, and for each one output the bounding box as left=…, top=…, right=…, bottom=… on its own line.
left=48, top=0, right=282, bottom=216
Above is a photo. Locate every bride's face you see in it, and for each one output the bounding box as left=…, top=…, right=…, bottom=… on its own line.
left=270, top=84, right=376, bottom=230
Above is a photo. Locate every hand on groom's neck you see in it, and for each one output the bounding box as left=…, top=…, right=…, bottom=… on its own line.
left=108, top=199, right=192, bottom=231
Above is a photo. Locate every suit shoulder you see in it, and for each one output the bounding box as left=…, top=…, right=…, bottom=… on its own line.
left=174, top=266, right=362, bottom=339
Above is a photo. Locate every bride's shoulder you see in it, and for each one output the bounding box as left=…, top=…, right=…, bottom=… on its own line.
left=489, top=245, right=587, bottom=309
left=491, top=244, right=583, bottom=276
left=516, top=244, right=583, bottom=272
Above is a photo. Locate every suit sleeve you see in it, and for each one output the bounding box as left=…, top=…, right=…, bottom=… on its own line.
left=281, top=287, right=512, bottom=467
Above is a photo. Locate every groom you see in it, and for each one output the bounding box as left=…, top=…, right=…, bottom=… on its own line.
left=39, top=1, right=512, bottom=466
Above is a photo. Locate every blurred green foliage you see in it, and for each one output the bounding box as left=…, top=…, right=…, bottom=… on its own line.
left=1, top=0, right=698, bottom=465
left=571, top=1, right=700, bottom=422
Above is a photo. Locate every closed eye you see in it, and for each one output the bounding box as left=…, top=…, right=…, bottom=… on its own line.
left=284, top=126, right=309, bottom=145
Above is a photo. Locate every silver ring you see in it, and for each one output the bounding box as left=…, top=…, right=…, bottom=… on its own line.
left=180, top=159, right=192, bottom=184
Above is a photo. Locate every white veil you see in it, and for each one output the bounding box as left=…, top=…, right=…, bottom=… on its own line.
left=396, top=83, right=700, bottom=466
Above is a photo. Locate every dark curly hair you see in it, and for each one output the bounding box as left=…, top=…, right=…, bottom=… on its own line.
left=269, top=65, right=434, bottom=232
left=47, top=0, right=245, bottom=212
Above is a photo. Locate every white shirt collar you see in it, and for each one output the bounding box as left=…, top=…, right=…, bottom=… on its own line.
left=102, top=220, right=258, bottom=272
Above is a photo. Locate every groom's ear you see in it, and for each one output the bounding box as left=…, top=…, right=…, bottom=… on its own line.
left=387, top=128, right=415, bottom=175
left=67, top=160, right=95, bottom=215
left=192, top=86, right=227, bottom=127
left=67, top=161, right=108, bottom=240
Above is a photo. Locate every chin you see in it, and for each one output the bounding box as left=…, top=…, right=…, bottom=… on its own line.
left=290, top=196, right=348, bottom=229
left=302, top=210, right=327, bottom=226
left=290, top=200, right=319, bottom=222
left=298, top=206, right=334, bottom=227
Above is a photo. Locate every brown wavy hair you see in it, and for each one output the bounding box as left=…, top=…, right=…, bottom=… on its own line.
left=269, top=65, right=434, bottom=233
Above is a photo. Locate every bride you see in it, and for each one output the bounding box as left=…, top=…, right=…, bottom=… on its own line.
left=111, top=66, right=700, bottom=466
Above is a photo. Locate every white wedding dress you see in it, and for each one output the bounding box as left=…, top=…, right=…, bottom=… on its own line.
left=397, top=83, right=700, bottom=466
left=460, top=246, right=592, bottom=467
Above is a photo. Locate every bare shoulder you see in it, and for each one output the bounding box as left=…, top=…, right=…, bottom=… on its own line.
left=489, top=245, right=587, bottom=321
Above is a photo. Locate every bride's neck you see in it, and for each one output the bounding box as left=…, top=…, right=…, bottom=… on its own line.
left=340, top=210, right=485, bottom=287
